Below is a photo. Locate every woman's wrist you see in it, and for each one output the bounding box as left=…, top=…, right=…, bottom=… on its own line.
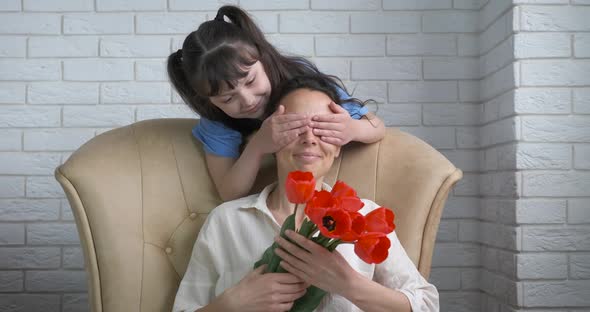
left=337, top=269, right=367, bottom=300
left=212, top=287, right=237, bottom=312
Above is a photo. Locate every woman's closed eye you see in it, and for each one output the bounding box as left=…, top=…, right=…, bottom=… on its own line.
left=223, top=96, right=233, bottom=104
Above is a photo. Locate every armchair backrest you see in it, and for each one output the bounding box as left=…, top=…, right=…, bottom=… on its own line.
left=55, top=119, right=461, bottom=312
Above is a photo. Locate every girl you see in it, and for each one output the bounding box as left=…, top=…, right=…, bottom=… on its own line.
left=167, top=5, right=385, bottom=201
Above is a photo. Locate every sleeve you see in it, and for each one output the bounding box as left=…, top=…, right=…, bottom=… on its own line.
left=172, top=215, right=221, bottom=312
left=192, top=117, right=242, bottom=158
left=373, top=231, right=440, bottom=312
left=334, top=86, right=369, bottom=120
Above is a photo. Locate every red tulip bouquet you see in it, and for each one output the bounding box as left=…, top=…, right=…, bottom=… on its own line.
left=254, top=171, right=396, bottom=312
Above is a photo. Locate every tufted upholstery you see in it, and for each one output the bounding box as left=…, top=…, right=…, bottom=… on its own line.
left=55, top=118, right=462, bottom=312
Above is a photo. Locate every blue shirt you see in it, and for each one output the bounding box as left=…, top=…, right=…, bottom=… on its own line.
left=192, top=87, right=368, bottom=158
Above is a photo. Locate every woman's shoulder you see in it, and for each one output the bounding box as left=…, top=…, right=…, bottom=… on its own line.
left=207, top=193, right=260, bottom=220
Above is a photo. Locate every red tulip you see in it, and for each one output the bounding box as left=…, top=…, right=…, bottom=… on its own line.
left=340, top=212, right=366, bottom=242
left=365, top=207, right=395, bottom=234
left=305, top=190, right=338, bottom=225
left=285, top=171, right=316, bottom=204
left=331, top=180, right=357, bottom=198
left=331, top=181, right=364, bottom=212
left=317, top=208, right=352, bottom=239
left=339, top=196, right=364, bottom=212
left=354, top=232, right=391, bottom=264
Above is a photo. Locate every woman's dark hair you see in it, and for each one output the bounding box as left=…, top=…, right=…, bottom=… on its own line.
left=269, top=74, right=365, bottom=109
left=167, top=5, right=356, bottom=137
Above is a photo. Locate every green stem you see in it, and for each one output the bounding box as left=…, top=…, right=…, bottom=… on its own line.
left=294, top=203, right=299, bottom=230
left=315, top=235, right=331, bottom=247
left=298, top=219, right=315, bottom=238
left=308, top=226, right=319, bottom=238
left=268, top=211, right=297, bottom=273
left=326, top=239, right=342, bottom=251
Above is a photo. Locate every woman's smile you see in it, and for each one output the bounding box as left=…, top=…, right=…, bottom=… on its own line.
left=293, top=151, right=322, bottom=164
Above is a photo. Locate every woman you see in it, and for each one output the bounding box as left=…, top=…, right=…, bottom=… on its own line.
left=173, top=76, right=438, bottom=312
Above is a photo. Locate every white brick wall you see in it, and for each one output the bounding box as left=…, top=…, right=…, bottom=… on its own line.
left=387, top=34, right=457, bottom=56
left=63, top=59, right=134, bottom=81
left=63, top=14, right=134, bottom=34
left=311, top=0, right=381, bottom=10
left=423, top=11, right=479, bottom=33
left=2, top=1, right=589, bottom=311
left=351, top=12, right=421, bottom=33
left=315, top=35, right=385, bottom=56
left=0, top=14, right=61, bottom=34
left=29, top=37, right=99, bottom=58
left=351, top=58, right=421, bottom=80
left=29, top=83, right=99, bottom=104
left=280, top=12, right=348, bottom=33
left=520, top=5, right=590, bottom=31
left=478, top=2, right=590, bottom=311
left=0, top=60, right=61, bottom=80
left=23, top=0, right=94, bottom=12
left=136, top=13, right=208, bottom=34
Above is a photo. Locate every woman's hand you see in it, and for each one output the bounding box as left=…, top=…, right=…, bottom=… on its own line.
left=310, top=102, right=357, bottom=146
left=251, top=105, right=310, bottom=155
left=223, top=265, right=308, bottom=312
left=274, top=230, right=360, bottom=297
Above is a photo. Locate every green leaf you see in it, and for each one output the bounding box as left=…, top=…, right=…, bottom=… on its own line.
left=254, top=243, right=275, bottom=269
left=313, top=235, right=331, bottom=247
left=267, top=213, right=296, bottom=273
left=298, top=219, right=315, bottom=238
left=289, top=286, right=327, bottom=312
left=281, top=213, right=296, bottom=236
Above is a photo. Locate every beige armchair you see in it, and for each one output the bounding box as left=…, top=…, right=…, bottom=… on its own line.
left=55, top=118, right=462, bottom=312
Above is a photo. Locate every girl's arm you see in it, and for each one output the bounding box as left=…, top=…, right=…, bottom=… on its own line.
left=352, top=112, right=386, bottom=144
left=206, top=105, right=310, bottom=201
left=205, top=141, right=265, bottom=201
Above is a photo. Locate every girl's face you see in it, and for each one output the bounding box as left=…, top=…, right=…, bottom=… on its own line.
left=208, top=61, right=271, bottom=120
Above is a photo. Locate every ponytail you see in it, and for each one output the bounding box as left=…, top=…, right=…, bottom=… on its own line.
left=215, top=5, right=267, bottom=47
left=167, top=48, right=198, bottom=110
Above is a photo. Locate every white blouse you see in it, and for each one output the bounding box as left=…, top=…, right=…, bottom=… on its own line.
left=173, top=183, right=439, bottom=312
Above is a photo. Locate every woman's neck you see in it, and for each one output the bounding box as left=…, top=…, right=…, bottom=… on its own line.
left=267, top=179, right=324, bottom=228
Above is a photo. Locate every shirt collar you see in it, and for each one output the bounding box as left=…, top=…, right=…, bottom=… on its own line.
left=238, top=181, right=333, bottom=218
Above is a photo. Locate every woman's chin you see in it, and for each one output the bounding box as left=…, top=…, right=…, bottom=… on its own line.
left=291, top=162, right=319, bottom=175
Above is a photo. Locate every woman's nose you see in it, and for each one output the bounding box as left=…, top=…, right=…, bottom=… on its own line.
left=300, top=127, right=318, bottom=145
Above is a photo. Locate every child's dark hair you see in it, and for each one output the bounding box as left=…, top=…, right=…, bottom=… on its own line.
left=167, top=5, right=318, bottom=134
left=167, top=5, right=355, bottom=136
left=269, top=74, right=365, bottom=109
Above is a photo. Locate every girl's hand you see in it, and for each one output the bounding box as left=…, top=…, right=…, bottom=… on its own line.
left=224, top=265, right=308, bottom=312
left=274, top=230, right=360, bottom=297
left=310, top=102, right=357, bottom=146
left=252, top=105, right=310, bottom=155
